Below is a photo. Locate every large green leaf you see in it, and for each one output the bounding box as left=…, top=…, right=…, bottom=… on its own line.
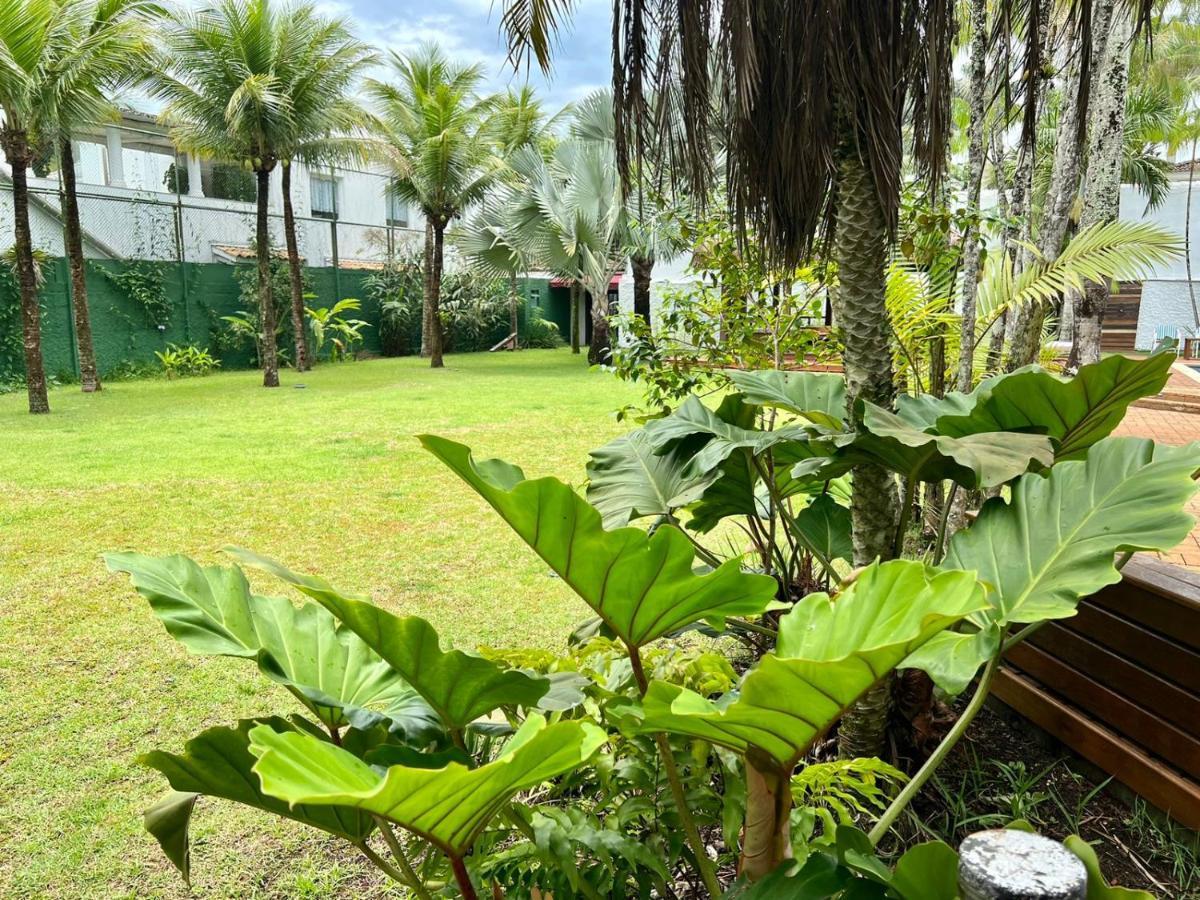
left=629, top=561, right=986, bottom=768
left=945, top=437, right=1200, bottom=625
left=855, top=403, right=1055, bottom=489
left=105, top=553, right=438, bottom=737
left=789, top=493, right=853, bottom=565
left=141, top=717, right=376, bottom=882
left=726, top=370, right=848, bottom=431
left=900, top=353, right=1174, bottom=460
left=226, top=549, right=552, bottom=730
left=249, top=713, right=607, bottom=857
left=1064, top=836, right=1156, bottom=899
left=585, top=428, right=720, bottom=529
left=641, top=395, right=817, bottom=475
left=420, top=436, right=779, bottom=647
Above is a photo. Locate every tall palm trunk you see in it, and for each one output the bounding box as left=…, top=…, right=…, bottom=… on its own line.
left=3, top=131, right=49, bottom=414
left=632, top=254, right=653, bottom=330
left=255, top=166, right=280, bottom=387
left=588, top=285, right=611, bottom=364
left=280, top=163, right=310, bottom=371
left=59, top=138, right=100, bottom=393
left=740, top=757, right=792, bottom=881
left=956, top=0, right=988, bottom=391
left=834, top=145, right=900, bottom=761
left=421, top=218, right=434, bottom=357
left=1069, top=7, right=1133, bottom=368
left=569, top=280, right=581, bottom=353
left=429, top=220, right=445, bottom=368
left=509, top=272, right=519, bottom=349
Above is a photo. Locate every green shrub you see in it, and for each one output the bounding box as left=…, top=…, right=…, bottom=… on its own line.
left=154, top=343, right=221, bottom=378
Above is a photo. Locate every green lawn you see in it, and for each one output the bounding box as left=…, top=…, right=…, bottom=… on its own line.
left=0, top=350, right=638, bottom=899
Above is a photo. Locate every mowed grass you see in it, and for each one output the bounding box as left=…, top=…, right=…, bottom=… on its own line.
left=0, top=350, right=639, bottom=899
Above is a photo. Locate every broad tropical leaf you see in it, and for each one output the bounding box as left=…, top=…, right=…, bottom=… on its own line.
left=945, top=437, right=1200, bottom=625
left=855, top=403, right=1054, bottom=489
left=789, top=493, right=853, bottom=565
left=727, top=370, right=847, bottom=431
left=641, top=395, right=817, bottom=475
left=1064, top=836, right=1156, bottom=900
left=629, top=561, right=986, bottom=768
left=249, top=713, right=607, bottom=857
left=420, top=435, right=779, bottom=647
left=723, top=853, right=851, bottom=898
left=226, top=549, right=552, bottom=730
left=899, top=353, right=1175, bottom=460
left=105, top=553, right=439, bottom=737
left=586, top=428, right=720, bottom=529
left=141, top=718, right=376, bottom=882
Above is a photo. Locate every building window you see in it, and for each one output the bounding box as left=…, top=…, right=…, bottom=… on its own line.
left=311, top=175, right=338, bottom=219
left=386, top=185, right=409, bottom=227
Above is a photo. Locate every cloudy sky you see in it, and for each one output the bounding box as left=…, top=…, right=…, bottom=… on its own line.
left=316, top=0, right=613, bottom=112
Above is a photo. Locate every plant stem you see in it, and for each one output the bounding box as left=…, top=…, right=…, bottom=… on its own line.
left=627, top=645, right=723, bottom=898
left=370, top=817, right=434, bottom=900
left=868, top=655, right=1000, bottom=846
left=893, top=476, right=918, bottom=558
left=449, top=854, right=479, bottom=900
left=932, top=482, right=959, bottom=565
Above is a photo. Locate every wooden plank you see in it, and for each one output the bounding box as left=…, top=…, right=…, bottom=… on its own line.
left=1086, top=588, right=1200, bottom=653
left=1027, top=624, right=1200, bottom=739
left=1122, top=556, right=1200, bottom=609
left=1006, top=643, right=1200, bottom=774
left=992, top=668, right=1200, bottom=830
left=1065, top=604, right=1200, bottom=693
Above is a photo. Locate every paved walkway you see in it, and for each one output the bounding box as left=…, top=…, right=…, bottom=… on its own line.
left=1116, top=368, right=1200, bottom=568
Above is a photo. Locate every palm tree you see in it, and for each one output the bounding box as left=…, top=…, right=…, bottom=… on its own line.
left=569, top=89, right=687, bottom=332
left=506, top=141, right=624, bottom=363
left=151, top=0, right=305, bottom=388
left=368, top=45, right=506, bottom=368
left=272, top=9, right=374, bottom=372
left=53, top=0, right=156, bottom=394
left=0, top=0, right=77, bottom=414
left=454, top=192, right=528, bottom=346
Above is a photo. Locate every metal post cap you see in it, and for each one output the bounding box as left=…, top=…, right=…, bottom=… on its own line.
left=958, top=830, right=1088, bottom=900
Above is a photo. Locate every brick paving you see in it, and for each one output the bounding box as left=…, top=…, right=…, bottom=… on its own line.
left=1116, top=370, right=1200, bottom=568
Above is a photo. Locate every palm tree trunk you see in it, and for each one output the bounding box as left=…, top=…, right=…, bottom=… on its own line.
left=833, top=144, right=900, bottom=760
left=281, top=163, right=310, bottom=372
left=421, top=219, right=434, bottom=357
left=569, top=280, right=581, bottom=353
left=58, top=137, right=101, bottom=393
left=956, top=0, right=987, bottom=392
left=429, top=221, right=445, bottom=368
left=4, top=133, right=50, bottom=414
left=1069, top=7, right=1133, bottom=369
left=255, top=167, right=280, bottom=387
left=588, top=284, right=611, bottom=364
left=509, top=271, right=519, bottom=349
left=632, top=254, right=653, bottom=331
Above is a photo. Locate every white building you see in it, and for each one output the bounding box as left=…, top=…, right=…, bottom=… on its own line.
left=0, top=106, right=426, bottom=267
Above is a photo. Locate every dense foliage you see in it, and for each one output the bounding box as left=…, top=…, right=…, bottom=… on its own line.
left=113, top=351, right=1189, bottom=897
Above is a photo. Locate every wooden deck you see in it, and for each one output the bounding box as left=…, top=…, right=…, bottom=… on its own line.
left=1100, top=281, right=1142, bottom=352
left=994, top=556, right=1200, bottom=829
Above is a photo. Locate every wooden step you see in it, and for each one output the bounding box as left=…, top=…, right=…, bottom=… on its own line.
left=1133, top=397, right=1200, bottom=414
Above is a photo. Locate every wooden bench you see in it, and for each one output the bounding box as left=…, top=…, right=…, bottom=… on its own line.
left=994, top=556, right=1200, bottom=829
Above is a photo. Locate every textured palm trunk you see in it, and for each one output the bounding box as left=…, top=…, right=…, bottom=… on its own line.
left=833, top=146, right=900, bottom=760
left=632, top=254, right=653, bottom=330
left=509, top=272, right=519, bottom=349
left=1069, top=6, right=1132, bottom=369
left=569, top=280, right=581, bottom=353
left=4, top=132, right=49, bottom=414
left=255, top=166, right=280, bottom=387
left=956, top=0, right=988, bottom=391
left=421, top=218, right=434, bottom=357
left=429, top=222, right=445, bottom=368
left=59, top=138, right=100, bottom=393
left=739, top=757, right=792, bottom=881
left=281, top=163, right=310, bottom=372
left=587, top=285, right=611, bottom=364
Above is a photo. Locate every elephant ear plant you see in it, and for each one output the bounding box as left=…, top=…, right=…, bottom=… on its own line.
left=111, top=353, right=1197, bottom=897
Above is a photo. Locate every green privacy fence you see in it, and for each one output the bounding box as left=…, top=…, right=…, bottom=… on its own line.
left=0, top=259, right=547, bottom=382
